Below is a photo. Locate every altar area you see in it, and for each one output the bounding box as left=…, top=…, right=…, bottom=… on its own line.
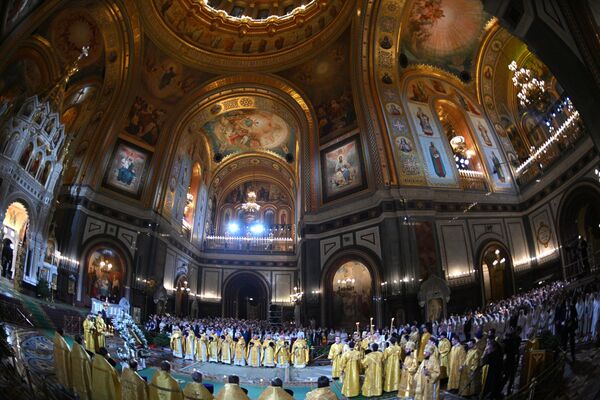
left=90, top=297, right=129, bottom=318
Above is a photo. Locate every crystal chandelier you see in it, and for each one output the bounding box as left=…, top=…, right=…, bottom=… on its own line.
left=337, top=278, right=355, bottom=292
left=508, top=60, right=546, bottom=108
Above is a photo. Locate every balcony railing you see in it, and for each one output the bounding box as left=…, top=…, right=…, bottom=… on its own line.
left=458, top=169, right=488, bottom=191
left=204, top=235, right=295, bottom=253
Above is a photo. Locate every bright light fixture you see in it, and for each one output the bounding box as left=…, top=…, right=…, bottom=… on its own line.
left=250, top=223, right=265, bottom=235
left=227, top=222, right=240, bottom=234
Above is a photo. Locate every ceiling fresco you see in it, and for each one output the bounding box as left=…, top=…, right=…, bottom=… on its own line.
left=402, top=0, right=491, bottom=77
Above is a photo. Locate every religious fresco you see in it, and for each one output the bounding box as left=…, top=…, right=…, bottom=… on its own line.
left=1, top=0, right=42, bottom=37
left=320, top=135, right=367, bottom=203
left=103, top=140, right=152, bottom=199
left=406, top=101, right=456, bottom=186
left=332, top=261, right=372, bottom=328
left=402, top=0, right=489, bottom=76
left=223, top=181, right=289, bottom=205
left=49, top=8, right=104, bottom=67
left=203, top=109, right=292, bottom=155
left=0, top=56, right=43, bottom=100
left=280, top=31, right=357, bottom=140
left=86, top=247, right=124, bottom=303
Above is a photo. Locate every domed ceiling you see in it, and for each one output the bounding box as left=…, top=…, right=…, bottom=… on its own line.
left=139, top=0, right=354, bottom=72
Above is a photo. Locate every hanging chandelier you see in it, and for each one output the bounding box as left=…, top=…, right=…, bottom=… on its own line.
left=241, top=190, right=260, bottom=213
left=508, top=60, right=546, bottom=108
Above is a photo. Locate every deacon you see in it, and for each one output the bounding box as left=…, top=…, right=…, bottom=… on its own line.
left=171, top=326, right=184, bottom=358
left=215, top=375, right=249, bottom=400
left=447, top=335, right=466, bottom=392
left=53, top=329, right=71, bottom=389
left=220, top=334, right=234, bottom=364
left=383, top=336, right=402, bottom=392
left=96, top=312, right=107, bottom=350
left=92, top=346, right=121, bottom=399
left=291, top=332, right=309, bottom=368
left=414, top=343, right=440, bottom=400
left=233, top=334, right=247, bottom=366
left=70, top=335, right=93, bottom=400
left=275, top=338, right=290, bottom=368
left=247, top=334, right=262, bottom=367
left=328, top=336, right=344, bottom=380
left=257, top=377, right=293, bottom=400
left=340, top=341, right=362, bottom=398
left=361, top=342, right=384, bottom=397
left=182, top=371, right=213, bottom=400
left=306, top=376, right=339, bottom=400
left=418, top=325, right=431, bottom=362
left=437, top=332, right=451, bottom=380
left=458, top=339, right=481, bottom=398
left=196, top=332, right=209, bottom=362
left=83, top=315, right=96, bottom=353
left=184, top=328, right=196, bottom=360
left=149, top=361, right=183, bottom=400
left=208, top=334, right=220, bottom=362
left=398, top=341, right=418, bottom=399
left=122, top=360, right=149, bottom=400
left=262, top=334, right=276, bottom=367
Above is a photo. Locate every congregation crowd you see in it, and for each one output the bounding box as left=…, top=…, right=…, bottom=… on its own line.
left=49, top=278, right=600, bottom=400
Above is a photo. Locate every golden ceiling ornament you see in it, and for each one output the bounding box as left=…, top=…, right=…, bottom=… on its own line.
left=138, top=0, right=355, bottom=72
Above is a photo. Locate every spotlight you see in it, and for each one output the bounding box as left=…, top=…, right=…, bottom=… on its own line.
left=227, top=223, right=240, bottom=234
left=250, top=223, right=265, bottom=235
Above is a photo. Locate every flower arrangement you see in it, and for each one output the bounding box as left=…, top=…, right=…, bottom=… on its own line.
left=112, top=311, right=148, bottom=360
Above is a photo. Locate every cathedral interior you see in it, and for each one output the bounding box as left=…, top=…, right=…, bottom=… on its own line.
left=2, top=0, right=600, bottom=397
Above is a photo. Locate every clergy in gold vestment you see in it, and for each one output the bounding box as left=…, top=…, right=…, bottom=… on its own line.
left=214, top=376, right=249, bottom=400
left=149, top=361, right=183, bottom=400
left=361, top=343, right=384, bottom=397
left=306, top=376, right=339, bottom=400
left=327, top=337, right=344, bottom=379
left=196, top=333, right=209, bottom=362
left=53, top=330, right=71, bottom=389
left=208, top=334, right=220, bottom=362
left=458, top=339, right=481, bottom=397
left=340, top=342, right=362, bottom=398
left=447, top=336, right=466, bottom=391
left=275, top=338, right=290, bottom=368
left=257, top=378, right=293, bottom=400
left=247, top=336, right=262, bottom=367
left=409, top=327, right=420, bottom=350
left=220, top=335, right=233, bottom=364
left=262, top=335, right=276, bottom=367
left=383, top=337, right=402, bottom=392
left=70, top=338, right=93, bottom=400
left=291, top=334, right=309, bottom=368
left=414, top=344, right=440, bottom=400
left=182, top=371, right=213, bottom=400
left=92, top=353, right=122, bottom=400
left=233, top=335, right=246, bottom=366
left=184, top=329, right=196, bottom=361
left=437, top=335, right=451, bottom=380
left=95, top=314, right=107, bottom=350
left=398, top=341, right=418, bottom=399
left=418, top=326, right=431, bottom=362
left=171, top=327, right=184, bottom=358
left=122, top=361, right=149, bottom=400
left=83, top=315, right=96, bottom=353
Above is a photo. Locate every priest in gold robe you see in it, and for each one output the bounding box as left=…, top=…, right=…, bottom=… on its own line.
left=247, top=335, right=262, bottom=367
left=92, top=350, right=122, bottom=400
left=171, top=327, right=184, bottom=358
left=275, top=337, right=290, bottom=368
left=414, top=343, right=440, bottom=400
left=182, top=371, right=213, bottom=400
left=328, top=336, right=344, bottom=380
left=184, top=328, right=196, bottom=360
left=409, top=326, right=420, bottom=350
left=122, top=360, right=149, bottom=400
left=340, top=341, right=362, bottom=398
left=291, top=333, right=309, bottom=368
left=257, top=378, right=293, bottom=400
left=398, top=341, right=418, bottom=399
left=361, top=343, right=384, bottom=397
left=149, top=361, right=183, bottom=400
left=70, top=335, right=92, bottom=400
left=458, top=339, right=481, bottom=398
left=196, top=332, right=209, bottom=362
left=447, top=335, right=466, bottom=391
left=95, top=313, right=107, bottom=350
left=306, top=376, right=339, bottom=400
left=262, top=334, right=276, bottom=367
left=437, top=333, right=451, bottom=380
left=53, top=329, right=71, bottom=389
left=220, top=334, right=234, bottom=364
left=83, top=315, right=96, bottom=353
left=233, top=334, right=246, bottom=366
left=418, top=325, right=431, bottom=362
left=215, top=375, right=249, bottom=400
left=208, top=334, right=220, bottom=363
left=383, top=336, right=402, bottom=392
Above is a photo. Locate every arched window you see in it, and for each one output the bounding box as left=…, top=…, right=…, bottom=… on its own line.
left=28, top=152, right=42, bottom=177
left=19, top=142, right=33, bottom=168
left=40, top=161, right=52, bottom=186
left=182, top=163, right=202, bottom=239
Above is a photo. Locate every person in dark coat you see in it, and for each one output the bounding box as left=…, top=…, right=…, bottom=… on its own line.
left=502, top=326, right=521, bottom=395
left=481, top=338, right=503, bottom=399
